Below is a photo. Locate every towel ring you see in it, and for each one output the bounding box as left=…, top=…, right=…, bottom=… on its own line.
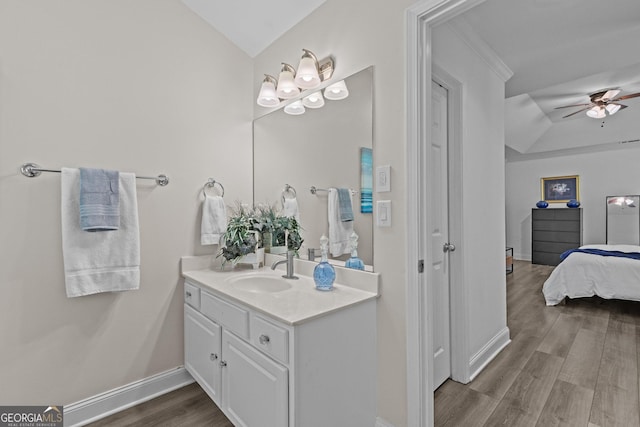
left=202, top=178, right=224, bottom=198
left=282, top=184, right=297, bottom=205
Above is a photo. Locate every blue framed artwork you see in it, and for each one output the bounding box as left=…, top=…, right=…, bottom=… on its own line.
left=360, top=147, right=373, bottom=213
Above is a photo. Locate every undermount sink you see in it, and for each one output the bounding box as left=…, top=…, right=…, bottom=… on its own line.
left=226, top=273, right=293, bottom=293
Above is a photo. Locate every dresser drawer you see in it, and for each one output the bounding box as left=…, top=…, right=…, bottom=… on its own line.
left=250, top=314, right=289, bottom=364
left=184, top=281, right=201, bottom=310
left=201, top=291, right=249, bottom=339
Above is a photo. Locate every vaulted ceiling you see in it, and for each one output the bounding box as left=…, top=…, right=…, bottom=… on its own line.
left=181, top=0, right=640, bottom=158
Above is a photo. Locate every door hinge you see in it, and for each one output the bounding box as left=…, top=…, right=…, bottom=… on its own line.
left=418, top=259, right=424, bottom=273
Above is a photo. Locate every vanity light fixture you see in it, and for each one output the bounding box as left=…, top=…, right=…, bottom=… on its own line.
left=256, top=49, right=336, bottom=109
left=284, top=100, right=305, bottom=115
left=276, top=63, right=300, bottom=100
left=256, top=75, right=279, bottom=107
left=324, top=80, right=349, bottom=100
left=294, top=49, right=334, bottom=90
left=302, top=91, right=325, bottom=109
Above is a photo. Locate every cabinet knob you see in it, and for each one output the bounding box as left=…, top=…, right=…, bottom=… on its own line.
left=210, top=353, right=218, bottom=361
left=186, top=291, right=192, bottom=298
left=259, top=334, right=270, bottom=345
left=220, top=361, right=227, bottom=368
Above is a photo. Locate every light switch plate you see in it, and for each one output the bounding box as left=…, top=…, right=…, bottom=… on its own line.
left=376, top=165, right=391, bottom=192
left=377, top=200, right=391, bottom=227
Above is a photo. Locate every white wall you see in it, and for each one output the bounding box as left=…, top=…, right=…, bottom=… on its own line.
left=506, top=144, right=640, bottom=259
left=433, top=24, right=508, bottom=370
left=0, top=0, right=253, bottom=405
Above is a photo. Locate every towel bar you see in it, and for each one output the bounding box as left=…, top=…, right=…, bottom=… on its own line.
left=202, top=178, right=224, bottom=198
left=310, top=185, right=357, bottom=195
left=20, top=163, right=169, bottom=186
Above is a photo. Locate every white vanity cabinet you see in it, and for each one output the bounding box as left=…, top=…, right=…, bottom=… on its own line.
left=183, top=279, right=377, bottom=427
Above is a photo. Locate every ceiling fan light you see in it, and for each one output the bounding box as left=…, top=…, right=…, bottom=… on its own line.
left=605, top=103, right=621, bottom=115
left=586, top=106, right=605, bottom=119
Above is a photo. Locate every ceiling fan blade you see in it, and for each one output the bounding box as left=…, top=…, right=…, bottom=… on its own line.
left=554, top=103, right=591, bottom=109
left=601, top=89, right=621, bottom=101
left=562, top=107, right=590, bottom=118
left=612, top=92, right=640, bottom=101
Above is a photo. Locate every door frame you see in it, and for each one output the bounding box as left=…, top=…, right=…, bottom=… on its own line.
left=405, top=1, right=485, bottom=425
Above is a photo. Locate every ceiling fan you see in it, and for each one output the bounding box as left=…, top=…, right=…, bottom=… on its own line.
left=555, top=89, right=640, bottom=119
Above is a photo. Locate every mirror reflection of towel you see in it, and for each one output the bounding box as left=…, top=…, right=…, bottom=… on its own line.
left=337, top=188, right=354, bottom=222
left=328, top=188, right=354, bottom=256
left=282, top=197, right=300, bottom=221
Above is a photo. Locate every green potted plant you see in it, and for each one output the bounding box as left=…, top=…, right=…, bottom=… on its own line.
left=255, top=204, right=303, bottom=255
left=217, top=204, right=264, bottom=268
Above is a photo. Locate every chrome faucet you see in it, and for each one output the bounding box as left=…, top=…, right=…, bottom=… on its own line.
left=271, top=250, right=299, bottom=280
left=307, top=248, right=321, bottom=261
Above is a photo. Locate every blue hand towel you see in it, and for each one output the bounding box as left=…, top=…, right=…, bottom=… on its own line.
left=79, top=168, right=120, bottom=231
left=337, top=188, right=354, bottom=222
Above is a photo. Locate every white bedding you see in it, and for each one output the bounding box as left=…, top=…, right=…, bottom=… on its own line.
left=542, top=244, right=640, bottom=305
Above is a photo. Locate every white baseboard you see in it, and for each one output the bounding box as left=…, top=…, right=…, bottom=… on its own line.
left=64, top=367, right=194, bottom=427
left=468, top=327, right=511, bottom=381
left=376, top=416, right=397, bottom=427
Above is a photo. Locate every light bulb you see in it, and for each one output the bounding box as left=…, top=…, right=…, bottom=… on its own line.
left=294, top=49, right=321, bottom=90
left=276, top=63, right=300, bottom=100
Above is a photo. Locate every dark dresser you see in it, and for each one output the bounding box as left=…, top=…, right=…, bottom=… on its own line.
left=532, top=208, right=583, bottom=266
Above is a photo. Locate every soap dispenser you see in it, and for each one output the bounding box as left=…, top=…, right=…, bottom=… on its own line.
left=313, top=235, right=335, bottom=291
left=345, top=232, right=365, bottom=270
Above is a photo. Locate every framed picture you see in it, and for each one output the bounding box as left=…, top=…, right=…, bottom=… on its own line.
left=360, top=147, right=373, bottom=213
left=541, top=175, right=579, bottom=203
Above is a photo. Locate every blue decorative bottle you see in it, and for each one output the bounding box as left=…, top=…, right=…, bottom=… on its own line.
left=313, top=235, right=335, bottom=291
left=345, top=232, right=365, bottom=270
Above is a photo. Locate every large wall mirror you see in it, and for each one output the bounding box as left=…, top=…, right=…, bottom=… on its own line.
left=253, top=66, right=374, bottom=269
left=606, top=195, right=640, bottom=245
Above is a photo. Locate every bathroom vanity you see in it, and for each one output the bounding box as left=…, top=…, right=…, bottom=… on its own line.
left=181, top=254, right=379, bottom=427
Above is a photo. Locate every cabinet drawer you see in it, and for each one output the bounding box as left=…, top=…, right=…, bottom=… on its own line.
left=251, top=315, right=289, bottom=364
left=184, top=281, right=201, bottom=310
left=201, top=291, right=249, bottom=339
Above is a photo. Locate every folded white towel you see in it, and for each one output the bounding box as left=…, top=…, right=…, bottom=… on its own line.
left=328, top=188, right=354, bottom=257
left=282, top=197, right=300, bottom=221
left=201, top=195, right=227, bottom=245
left=61, top=168, right=140, bottom=297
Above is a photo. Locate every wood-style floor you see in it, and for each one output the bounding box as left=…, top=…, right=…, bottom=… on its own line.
left=435, top=260, right=640, bottom=427
left=88, top=260, right=640, bottom=426
left=86, top=382, right=233, bottom=427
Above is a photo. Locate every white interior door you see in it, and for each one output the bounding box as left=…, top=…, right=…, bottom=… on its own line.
left=431, top=80, right=451, bottom=390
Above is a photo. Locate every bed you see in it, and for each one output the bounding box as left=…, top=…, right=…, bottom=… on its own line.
left=542, top=244, right=640, bottom=305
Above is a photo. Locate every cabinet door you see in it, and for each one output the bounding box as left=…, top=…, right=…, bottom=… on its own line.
left=185, top=304, right=222, bottom=406
left=221, top=330, right=288, bottom=427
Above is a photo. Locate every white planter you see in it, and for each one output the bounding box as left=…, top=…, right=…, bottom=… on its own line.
left=236, top=248, right=265, bottom=269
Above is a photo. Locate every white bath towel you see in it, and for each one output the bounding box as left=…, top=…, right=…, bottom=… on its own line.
left=328, top=188, right=354, bottom=256
left=282, top=197, right=300, bottom=221
left=201, top=195, right=227, bottom=245
left=61, top=168, right=140, bottom=297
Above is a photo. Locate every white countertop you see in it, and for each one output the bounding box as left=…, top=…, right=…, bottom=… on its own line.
left=181, top=254, right=379, bottom=325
